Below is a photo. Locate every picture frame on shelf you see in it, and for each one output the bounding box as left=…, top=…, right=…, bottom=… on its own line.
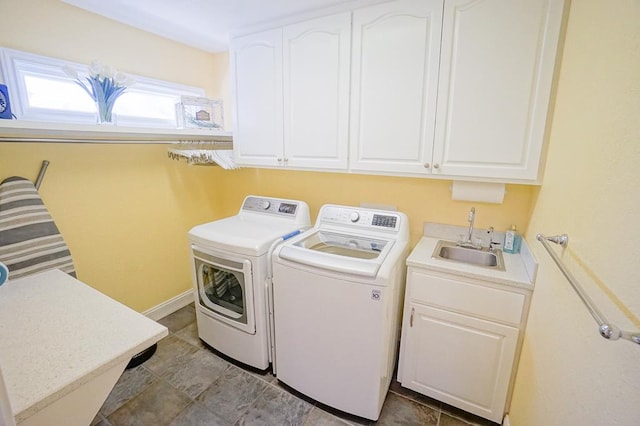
left=176, top=96, right=224, bottom=130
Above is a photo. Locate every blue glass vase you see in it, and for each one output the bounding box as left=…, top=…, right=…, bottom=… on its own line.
left=95, top=100, right=116, bottom=124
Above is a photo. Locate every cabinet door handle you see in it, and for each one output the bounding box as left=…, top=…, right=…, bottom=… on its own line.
left=423, top=163, right=430, bottom=169
left=277, top=157, right=283, bottom=162
left=410, top=307, right=414, bottom=327
left=433, top=163, right=440, bottom=169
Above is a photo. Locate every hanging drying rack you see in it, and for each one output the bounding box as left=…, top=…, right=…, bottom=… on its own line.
left=167, top=140, right=237, bottom=168
left=537, top=234, right=640, bottom=346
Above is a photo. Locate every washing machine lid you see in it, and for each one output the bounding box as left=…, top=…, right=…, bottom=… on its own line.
left=277, top=230, right=394, bottom=277
left=189, top=216, right=306, bottom=256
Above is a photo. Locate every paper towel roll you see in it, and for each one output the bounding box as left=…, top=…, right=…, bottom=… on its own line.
left=451, top=181, right=505, bottom=204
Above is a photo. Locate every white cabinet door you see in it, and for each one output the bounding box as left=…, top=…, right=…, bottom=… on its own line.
left=283, top=13, right=351, bottom=170
left=231, top=29, right=284, bottom=167
left=349, top=0, right=443, bottom=174
left=400, top=302, right=518, bottom=423
left=432, top=0, right=564, bottom=179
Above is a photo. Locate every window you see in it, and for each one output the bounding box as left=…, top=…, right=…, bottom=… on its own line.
left=0, top=47, right=205, bottom=128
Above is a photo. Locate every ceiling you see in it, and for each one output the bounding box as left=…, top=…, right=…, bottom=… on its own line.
left=61, top=0, right=382, bottom=53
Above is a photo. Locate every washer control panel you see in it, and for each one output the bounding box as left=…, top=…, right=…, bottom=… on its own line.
left=319, top=205, right=402, bottom=232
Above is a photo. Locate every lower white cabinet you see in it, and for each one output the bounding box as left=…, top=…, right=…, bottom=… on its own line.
left=398, top=267, right=530, bottom=423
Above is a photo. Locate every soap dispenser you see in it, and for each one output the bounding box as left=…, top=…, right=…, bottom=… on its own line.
left=503, top=225, right=522, bottom=254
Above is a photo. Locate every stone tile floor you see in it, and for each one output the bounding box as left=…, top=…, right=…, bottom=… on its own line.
left=92, top=304, right=498, bottom=426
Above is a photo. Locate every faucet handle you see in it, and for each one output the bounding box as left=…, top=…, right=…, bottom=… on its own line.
left=487, top=226, right=501, bottom=252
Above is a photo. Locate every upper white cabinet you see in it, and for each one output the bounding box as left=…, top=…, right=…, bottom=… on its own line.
left=432, top=0, right=565, bottom=180
left=351, top=0, right=564, bottom=180
left=349, top=0, right=443, bottom=175
left=231, top=13, right=351, bottom=170
left=231, top=29, right=283, bottom=167
left=231, top=0, right=565, bottom=181
left=283, top=13, right=351, bottom=170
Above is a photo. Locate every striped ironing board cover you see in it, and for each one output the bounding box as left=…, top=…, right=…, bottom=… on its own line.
left=0, top=177, right=76, bottom=280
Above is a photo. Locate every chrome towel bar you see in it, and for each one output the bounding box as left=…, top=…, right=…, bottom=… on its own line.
left=537, top=234, right=640, bottom=346
left=34, top=160, right=49, bottom=190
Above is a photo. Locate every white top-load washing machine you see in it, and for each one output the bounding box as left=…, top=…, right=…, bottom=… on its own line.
left=271, top=204, right=410, bottom=420
left=188, top=196, right=310, bottom=370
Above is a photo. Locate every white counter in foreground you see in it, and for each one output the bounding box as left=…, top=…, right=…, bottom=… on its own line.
left=0, top=269, right=168, bottom=425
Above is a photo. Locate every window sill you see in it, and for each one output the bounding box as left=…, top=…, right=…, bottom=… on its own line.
left=0, top=120, right=232, bottom=145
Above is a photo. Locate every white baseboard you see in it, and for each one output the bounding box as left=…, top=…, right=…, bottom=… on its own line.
left=143, top=289, right=194, bottom=321
left=503, top=414, right=511, bottom=426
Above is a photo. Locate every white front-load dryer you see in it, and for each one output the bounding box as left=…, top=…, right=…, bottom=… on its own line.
left=272, top=204, right=410, bottom=420
left=188, top=196, right=310, bottom=369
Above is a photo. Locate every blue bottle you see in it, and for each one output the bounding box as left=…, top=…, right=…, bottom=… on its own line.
left=503, top=225, right=521, bottom=254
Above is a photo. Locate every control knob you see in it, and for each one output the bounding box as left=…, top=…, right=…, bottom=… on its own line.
left=262, top=200, right=271, bottom=210
left=349, top=211, right=360, bottom=223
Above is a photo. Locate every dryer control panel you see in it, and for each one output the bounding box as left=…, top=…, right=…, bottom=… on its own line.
left=240, top=196, right=310, bottom=223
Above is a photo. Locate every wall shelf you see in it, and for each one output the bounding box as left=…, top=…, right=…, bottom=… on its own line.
left=0, top=120, right=233, bottom=145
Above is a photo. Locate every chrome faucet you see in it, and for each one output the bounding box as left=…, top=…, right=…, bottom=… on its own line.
left=457, top=207, right=482, bottom=250
left=467, top=207, right=475, bottom=243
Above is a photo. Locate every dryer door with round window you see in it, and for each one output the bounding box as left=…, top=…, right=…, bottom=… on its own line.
left=193, top=248, right=255, bottom=334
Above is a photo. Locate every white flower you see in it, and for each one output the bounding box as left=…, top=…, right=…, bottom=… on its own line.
left=101, top=64, right=115, bottom=79
left=62, top=60, right=134, bottom=113
left=88, top=60, right=103, bottom=77
left=114, top=72, right=127, bottom=85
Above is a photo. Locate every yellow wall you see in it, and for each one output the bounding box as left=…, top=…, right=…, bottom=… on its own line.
left=0, top=143, right=228, bottom=308
left=1, top=0, right=535, bottom=312
left=0, top=0, right=230, bottom=311
left=510, top=0, right=640, bottom=424
left=2, top=0, right=219, bottom=95
left=216, top=168, right=534, bottom=246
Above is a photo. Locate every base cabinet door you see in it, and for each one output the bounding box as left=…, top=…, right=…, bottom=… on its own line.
left=400, top=303, right=518, bottom=423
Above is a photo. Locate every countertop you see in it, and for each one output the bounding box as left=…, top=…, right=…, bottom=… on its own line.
left=407, top=223, right=538, bottom=290
left=0, top=269, right=168, bottom=422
